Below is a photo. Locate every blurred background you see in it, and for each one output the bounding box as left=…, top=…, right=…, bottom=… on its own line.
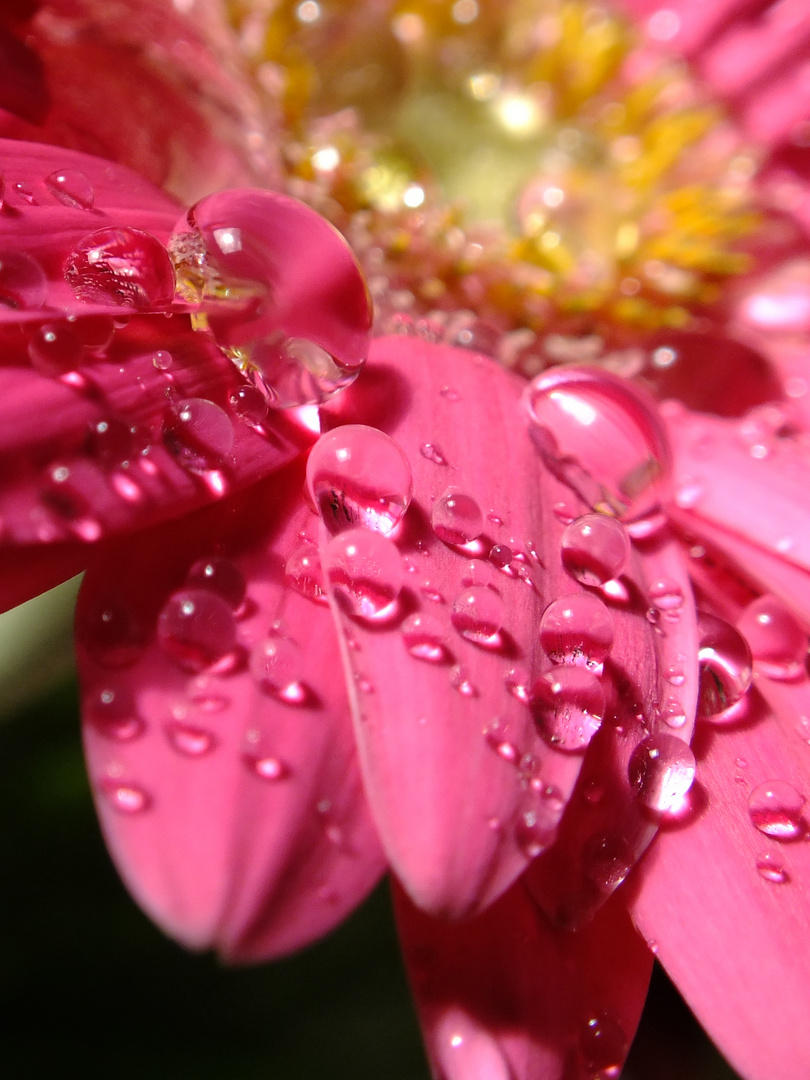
left=0, top=591, right=741, bottom=1080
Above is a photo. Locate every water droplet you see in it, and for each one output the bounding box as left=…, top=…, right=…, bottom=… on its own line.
left=628, top=733, right=696, bottom=817
left=489, top=544, right=513, bottom=570
left=756, top=850, right=790, bottom=884
left=431, top=488, right=484, bottom=546
left=324, top=528, right=404, bottom=623
left=246, top=754, right=290, bottom=781
left=581, top=831, right=633, bottom=888
left=579, top=1011, right=628, bottom=1079
left=738, top=595, right=808, bottom=681
left=660, top=700, right=687, bottom=729
left=648, top=577, right=684, bottom=614
left=435, top=1009, right=512, bottom=1080
left=285, top=543, right=328, bottom=605
left=157, top=588, right=237, bottom=673
left=748, top=780, right=805, bottom=839
left=249, top=635, right=306, bottom=701
left=307, top=425, right=412, bottom=536
left=99, top=777, right=151, bottom=814
left=451, top=586, right=504, bottom=645
left=539, top=594, right=614, bottom=670
left=13, top=181, right=35, bottom=205
left=532, top=667, right=605, bottom=751
left=84, top=686, right=145, bottom=741
left=152, top=349, right=173, bottom=371
left=0, top=250, right=48, bottom=309
left=450, top=664, right=477, bottom=696
left=401, top=612, right=447, bottom=662
left=229, top=384, right=268, bottom=425
left=64, top=227, right=175, bottom=309
left=28, top=320, right=83, bottom=376
left=524, top=366, right=670, bottom=527
left=163, top=398, right=234, bottom=472
left=485, top=732, right=519, bottom=763
left=440, top=385, right=461, bottom=401
left=561, top=513, right=630, bottom=586
left=45, top=169, right=95, bottom=210
left=505, top=666, right=531, bottom=703
left=420, top=442, right=448, bottom=465
left=697, top=613, right=753, bottom=723
left=515, top=812, right=552, bottom=859
left=186, top=557, right=246, bottom=609
left=165, top=719, right=217, bottom=756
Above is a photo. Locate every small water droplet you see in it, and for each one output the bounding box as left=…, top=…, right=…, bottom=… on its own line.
left=581, top=831, right=633, bottom=888
left=157, top=588, right=237, bottom=673
left=85, top=417, right=138, bottom=468
left=64, top=226, right=175, bottom=309
left=229, top=384, right=268, bottom=425
left=0, top=250, right=48, bottom=309
left=532, top=666, right=605, bottom=752
left=244, top=754, right=290, bottom=781
left=515, top=812, right=552, bottom=859
left=163, top=398, right=235, bottom=472
left=85, top=686, right=145, bottom=741
left=756, top=850, right=790, bottom=884
left=450, top=664, right=477, bottom=696
left=440, top=385, right=461, bottom=401
left=186, top=557, right=246, bottom=609
left=489, top=544, right=513, bottom=570
left=151, top=349, right=173, bottom=372
left=648, top=577, right=684, bottom=615
left=401, top=612, right=447, bottom=662
left=99, top=777, right=151, bottom=814
left=324, top=528, right=404, bottom=623
left=420, top=442, right=448, bottom=465
left=539, top=594, right=614, bottom=670
left=285, top=543, right=328, bottom=605
left=432, top=488, right=484, bottom=546
left=697, top=613, right=753, bottom=722
left=28, top=320, right=83, bottom=376
left=451, top=586, right=504, bottom=645
left=505, top=666, right=531, bottom=704
left=484, top=729, right=519, bottom=763
left=249, top=634, right=306, bottom=701
left=13, top=181, right=35, bottom=205
left=748, top=780, right=805, bottom=839
left=628, top=733, right=696, bottom=817
left=71, top=314, right=116, bottom=351
left=561, top=513, right=630, bottom=586
left=45, top=169, right=95, bottom=210
left=738, top=595, right=808, bottom=681
left=165, top=719, right=217, bottom=756
left=307, top=425, right=412, bottom=536
left=579, top=1011, right=628, bottom=1079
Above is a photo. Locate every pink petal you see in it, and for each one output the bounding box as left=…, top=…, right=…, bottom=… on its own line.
left=395, top=876, right=653, bottom=1080
left=77, top=464, right=385, bottom=961
left=0, top=21, right=48, bottom=124
left=315, top=340, right=667, bottom=920
left=632, top=660, right=810, bottom=1080
left=0, top=323, right=311, bottom=548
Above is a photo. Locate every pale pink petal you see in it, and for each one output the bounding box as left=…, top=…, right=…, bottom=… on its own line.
left=617, top=0, right=763, bottom=56
left=315, top=339, right=666, bottom=919
left=633, top=660, right=810, bottom=1080
left=77, top=465, right=385, bottom=961
left=395, top=877, right=653, bottom=1080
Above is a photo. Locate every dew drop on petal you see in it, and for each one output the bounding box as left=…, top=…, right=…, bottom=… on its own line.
left=186, top=557, right=246, bottom=609
left=648, top=577, right=684, bottom=614
left=581, top=831, right=633, bottom=888
left=505, top=666, right=531, bottom=703
left=748, top=780, right=805, bottom=839
left=244, top=335, right=364, bottom=408
left=249, top=634, right=305, bottom=701
left=489, top=544, right=513, bottom=570
left=64, top=227, right=175, bottom=309
left=84, top=686, right=145, bottom=741
left=431, top=488, right=484, bottom=546
left=628, top=733, right=696, bottom=817
left=45, top=169, right=95, bottom=210
left=524, top=366, right=670, bottom=527
left=579, top=1012, right=628, bottom=1079
left=99, top=778, right=151, bottom=814
left=157, top=588, right=237, bottom=672
left=540, top=594, right=614, bottom=670
left=245, top=754, right=290, bottom=781
left=401, top=612, right=447, bottom=662
left=738, top=595, right=808, bottom=681
left=435, top=1010, right=513, bottom=1080
left=0, top=250, right=48, bottom=309
left=561, top=513, right=630, bottom=586
left=324, top=528, right=404, bottom=623
left=164, top=719, right=217, bottom=757
left=515, top=812, right=552, bottom=859
left=756, top=850, right=790, bottom=884
left=450, top=664, right=477, bottom=696
left=163, top=398, right=234, bottom=473
left=451, top=586, right=504, bottom=645
left=420, top=442, right=448, bottom=465
left=285, top=543, right=328, bottom=604
left=229, top=384, right=268, bottom=425
left=697, top=613, right=753, bottom=722
left=532, top=666, right=605, bottom=751
left=307, top=425, right=412, bottom=535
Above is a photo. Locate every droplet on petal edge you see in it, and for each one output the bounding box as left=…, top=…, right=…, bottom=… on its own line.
left=697, top=613, right=753, bottom=723
left=323, top=528, right=404, bottom=624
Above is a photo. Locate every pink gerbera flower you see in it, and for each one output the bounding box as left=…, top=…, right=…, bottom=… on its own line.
left=2, top=1, right=810, bottom=1078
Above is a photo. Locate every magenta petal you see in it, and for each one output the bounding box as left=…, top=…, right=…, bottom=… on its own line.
left=0, top=325, right=311, bottom=547
left=76, top=466, right=385, bottom=960
left=395, top=876, right=652, bottom=1080
left=632, top=671, right=810, bottom=1080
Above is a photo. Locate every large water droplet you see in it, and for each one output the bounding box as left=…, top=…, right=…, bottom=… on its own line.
left=451, top=586, right=504, bottom=645
left=163, top=398, right=234, bottom=473
left=157, top=588, right=237, bottom=672
left=748, top=780, right=805, bottom=839
left=539, top=594, right=614, bottom=670
left=431, top=488, right=484, bottom=546
left=285, top=543, right=328, bottom=605
left=324, top=528, right=404, bottom=623
left=524, top=366, right=670, bottom=528
left=84, top=686, right=145, bottom=741
left=164, top=719, right=217, bottom=757
left=0, top=250, right=48, bottom=309
left=186, top=557, right=246, bottom=609
left=45, top=169, right=95, bottom=210
left=561, top=513, right=630, bottom=586
left=628, top=733, right=696, bottom=817
left=64, top=227, right=175, bottom=309
left=532, top=666, right=605, bottom=751
left=697, top=613, right=753, bottom=723
left=249, top=634, right=306, bottom=702
left=99, top=777, right=151, bottom=814
left=738, top=595, right=808, bottom=681
left=579, top=1012, right=628, bottom=1079
left=307, top=425, right=412, bottom=535
left=401, top=612, right=447, bottom=662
